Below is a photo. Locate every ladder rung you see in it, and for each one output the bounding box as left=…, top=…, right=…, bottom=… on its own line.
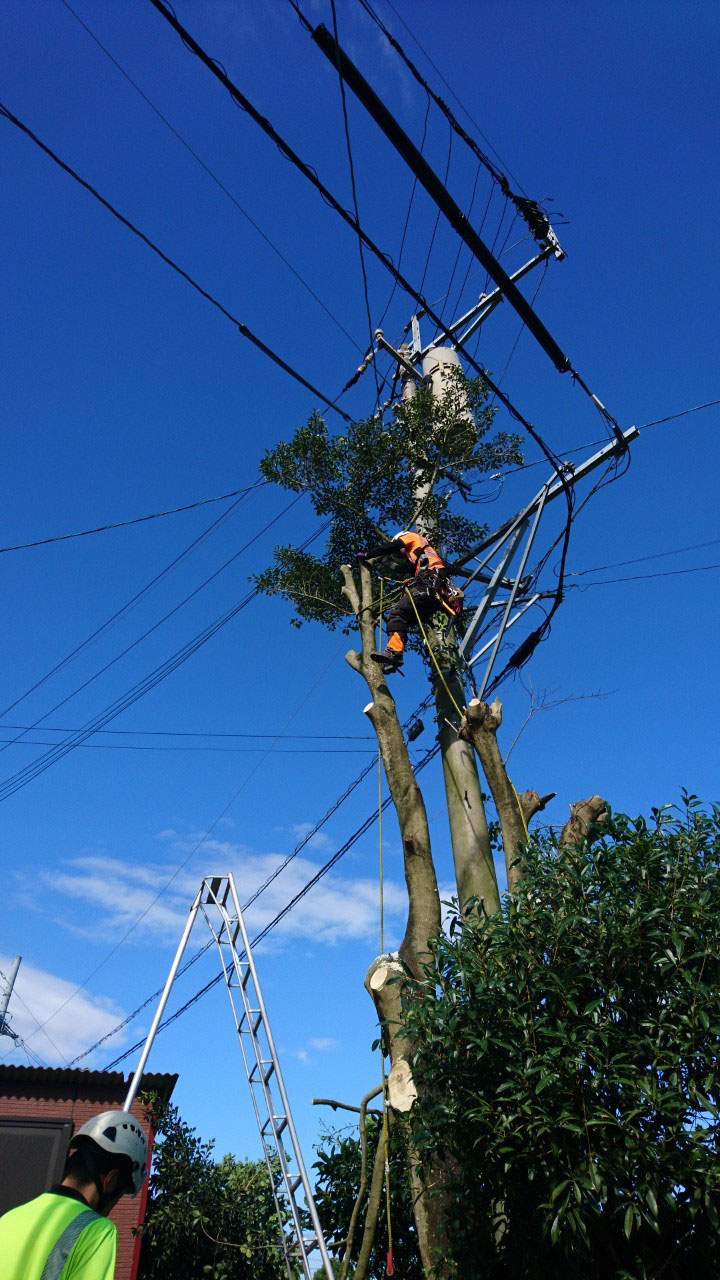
left=249, top=1060, right=274, bottom=1084
left=288, top=1175, right=303, bottom=1195
left=261, top=1115, right=287, bottom=1137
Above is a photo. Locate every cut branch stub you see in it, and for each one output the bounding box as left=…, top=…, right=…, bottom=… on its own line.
left=560, top=795, right=608, bottom=852
left=517, top=789, right=556, bottom=826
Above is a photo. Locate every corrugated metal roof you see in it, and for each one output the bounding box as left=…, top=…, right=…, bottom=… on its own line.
left=0, top=1065, right=177, bottom=1100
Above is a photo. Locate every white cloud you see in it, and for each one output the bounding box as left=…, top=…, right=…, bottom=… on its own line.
left=0, top=954, right=130, bottom=1068
left=308, top=1037, right=337, bottom=1052
left=39, top=831, right=408, bottom=952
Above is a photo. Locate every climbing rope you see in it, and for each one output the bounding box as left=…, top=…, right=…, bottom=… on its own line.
left=406, top=588, right=465, bottom=720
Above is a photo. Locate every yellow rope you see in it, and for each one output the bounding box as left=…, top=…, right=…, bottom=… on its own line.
left=406, top=587, right=465, bottom=720
left=511, top=782, right=530, bottom=844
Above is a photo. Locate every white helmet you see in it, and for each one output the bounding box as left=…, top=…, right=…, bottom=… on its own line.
left=392, top=530, right=414, bottom=542
left=72, top=1110, right=148, bottom=1195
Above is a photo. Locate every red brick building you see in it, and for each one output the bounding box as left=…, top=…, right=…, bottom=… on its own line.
left=0, top=1064, right=177, bottom=1280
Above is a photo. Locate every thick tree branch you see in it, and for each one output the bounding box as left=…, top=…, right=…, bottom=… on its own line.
left=559, top=795, right=608, bottom=852
left=353, top=1117, right=388, bottom=1280
left=337, top=1085, right=385, bottom=1280
left=460, top=697, right=532, bottom=892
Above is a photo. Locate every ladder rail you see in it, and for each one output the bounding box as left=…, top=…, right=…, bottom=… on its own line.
left=200, top=877, right=334, bottom=1280
left=200, top=902, right=298, bottom=1280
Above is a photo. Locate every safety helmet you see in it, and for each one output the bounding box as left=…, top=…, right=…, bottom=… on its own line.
left=72, top=1110, right=148, bottom=1195
left=392, top=530, right=415, bottom=543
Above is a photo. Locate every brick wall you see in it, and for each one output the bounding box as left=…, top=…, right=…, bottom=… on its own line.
left=0, top=1067, right=176, bottom=1280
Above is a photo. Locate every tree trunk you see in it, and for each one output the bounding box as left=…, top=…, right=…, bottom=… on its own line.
left=341, top=563, right=450, bottom=1276
left=427, top=617, right=501, bottom=916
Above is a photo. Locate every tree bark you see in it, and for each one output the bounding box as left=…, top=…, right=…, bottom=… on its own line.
left=460, top=697, right=535, bottom=892
left=353, top=1117, right=388, bottom=1280
left=342, top=562, right=450, bottom=1277
left=427, top=618, right=501, bottom=916
left=341, top=1085, right=384, bottom=1280
left=559, top=795, right=608, bottom=852
left=341, top=564, right=441, bottom=973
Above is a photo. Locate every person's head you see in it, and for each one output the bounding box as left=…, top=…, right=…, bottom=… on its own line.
left=63, top=1111, right=148, bottom=1216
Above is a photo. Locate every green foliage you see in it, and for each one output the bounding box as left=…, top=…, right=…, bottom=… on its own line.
left=254, top=373, right=522, bottom=629
left=137, top=1096, right=297, bottom=1280
left=313, top=1119, right=422, bottom=1278
left=404, top=798, right=720, bottom=1278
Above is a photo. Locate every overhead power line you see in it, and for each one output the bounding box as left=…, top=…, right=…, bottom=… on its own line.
left=0, top=100, right=352, bottom=422
left=355, top=0, right=561, bottom=252
left=0, top=481, right=264, bottom=554
left=0, top=725, right=375, bottom=740
left=0, top=487, right=254, bottom=724
left=0, top=738, right=374, bottom=755
left=567, top=535, right=720, bottom=579
left=0, top=506, right=325, bottom=803
left=571, top=561, right=720, bottom=589
left=58, top=0, right=362, bottom=355
left=0, top=494, right=302, bottom=764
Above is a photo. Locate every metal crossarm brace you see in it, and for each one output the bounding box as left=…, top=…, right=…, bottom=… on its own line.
left=454, top=426, right=638, bottom=687
left=124, top=876, right=334, bottom=1280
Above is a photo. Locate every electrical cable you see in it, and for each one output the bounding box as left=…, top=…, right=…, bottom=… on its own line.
left=0, top=481, right=264, bottom=555
left=328, top=0, right=382, bottom=406
left=376, top=97, right=431, bottom=329
left=0, top=504, right=321, bottom=802
left=0, top=494, right=302, bottom=766
left=570, top=561, right=720, bottom=589
left=143, top=0, right=585, bottom=487
left=566, top=536, right=720, bottom=579
left=417, top=124, right=453, bottom=298
left=0, top=99, right=352, bottom=423
left=0, top=967, right=68, bottom=1067
left=100, top=732, right=444, bottom=1073
left=62, top=685, right=432, bottom=1068
left=0, top=486, right=256, bottom=723
left=358, top=0, right=561, bottom=246
left=28, top=635, right=347, bottom=1049
left=0, top=739, right=376, bottom=754
left=58, top=0, right=363, bottom=354
left=378, top=0, right=527, bottom=194
left=0, top=725, right=375, bottom=740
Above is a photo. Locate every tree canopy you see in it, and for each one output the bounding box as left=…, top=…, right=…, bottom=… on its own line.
left=403, top=796, right=720, bottom=1278
left=254, top=373, right=522, bottom=629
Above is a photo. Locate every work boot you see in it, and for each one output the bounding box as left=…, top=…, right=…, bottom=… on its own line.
left=371, top=648, right=403, bottom=673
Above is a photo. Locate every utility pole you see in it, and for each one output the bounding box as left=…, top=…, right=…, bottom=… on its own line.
left=0, top=956, right=21, bottom=1040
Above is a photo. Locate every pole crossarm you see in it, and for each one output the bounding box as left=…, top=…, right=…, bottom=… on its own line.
left=123, top=876, right=334, bottom=1280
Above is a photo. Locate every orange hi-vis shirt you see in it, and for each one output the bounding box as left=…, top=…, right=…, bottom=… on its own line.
left=394, top=532, right=445, bottom=577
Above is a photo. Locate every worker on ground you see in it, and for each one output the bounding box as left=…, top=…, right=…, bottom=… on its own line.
left=357, top=529, right=462, bottom=674
left=0, top=1109, right=148, bottom=1280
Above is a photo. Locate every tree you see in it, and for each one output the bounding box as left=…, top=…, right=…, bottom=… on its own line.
left=313, top=1117, right=422, bottom=1279
left=404, top=796, right=720, bottom=1278
left=253, top=367, right=636, bottom=1276
left=138, top=1096, right=297, bottom=1280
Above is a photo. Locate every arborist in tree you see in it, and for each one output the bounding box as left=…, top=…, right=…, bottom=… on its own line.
left=0, top=1110, right=148, bottom=1280
left=357, top=529, right=463, bottom=674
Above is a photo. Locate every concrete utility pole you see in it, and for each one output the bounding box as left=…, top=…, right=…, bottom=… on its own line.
left=0, top=956, right=21, bottom=1039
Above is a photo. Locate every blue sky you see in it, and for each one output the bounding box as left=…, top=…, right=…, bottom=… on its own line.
left=1, top=0, right=719, bottom=1188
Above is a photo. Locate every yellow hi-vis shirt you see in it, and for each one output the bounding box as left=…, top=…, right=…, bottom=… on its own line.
left=0, top=1190, right=117, bottom=1280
